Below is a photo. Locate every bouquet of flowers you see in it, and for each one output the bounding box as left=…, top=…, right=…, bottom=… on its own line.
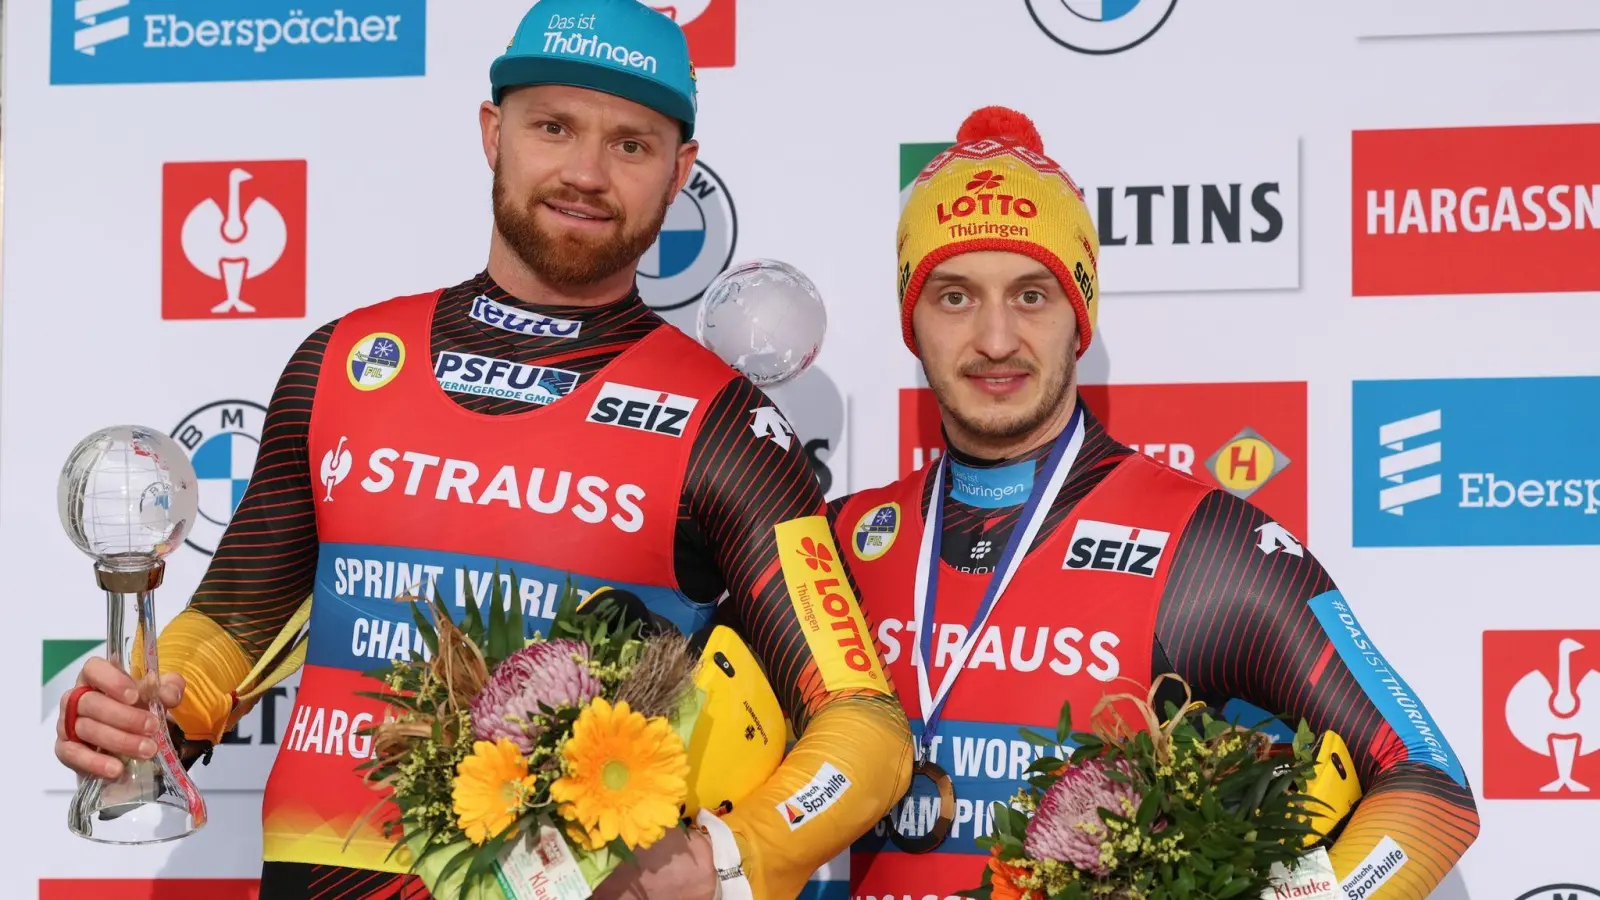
left=349, top=570, right=705, bottom=900
left=964, top=675, right=1336, bottom=900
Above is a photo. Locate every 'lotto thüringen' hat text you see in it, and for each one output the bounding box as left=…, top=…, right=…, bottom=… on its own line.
left=896, top=106, right=1100, bottom=357
left=490, top=0, right=697, bottom=138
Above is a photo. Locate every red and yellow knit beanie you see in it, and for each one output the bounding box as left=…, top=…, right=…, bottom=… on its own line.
left=896, top=106, right=1100, bottom=358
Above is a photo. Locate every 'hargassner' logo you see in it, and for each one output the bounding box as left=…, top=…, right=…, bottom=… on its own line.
left=1025, top=0, right=1179, bottom=55
left=1377, top=410, right=1442, bottom=515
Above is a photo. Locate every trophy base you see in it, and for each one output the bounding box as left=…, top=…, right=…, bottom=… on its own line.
left=68, top=759, right=207, bottom=845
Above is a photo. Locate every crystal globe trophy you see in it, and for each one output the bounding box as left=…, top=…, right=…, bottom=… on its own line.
left=696, top=259, right=827, bottom=388
left=57, top=425, right=208, bottom=843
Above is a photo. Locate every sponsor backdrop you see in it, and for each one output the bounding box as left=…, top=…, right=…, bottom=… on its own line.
left=3, top=0, right=1597, bottom=897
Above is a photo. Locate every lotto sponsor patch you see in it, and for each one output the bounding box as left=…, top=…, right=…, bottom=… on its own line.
left=774, top=517, right=889, bottom=694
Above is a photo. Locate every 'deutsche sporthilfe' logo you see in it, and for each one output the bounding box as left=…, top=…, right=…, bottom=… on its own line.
left=1026, top=0, right=1179, bottom=55
left=162, top=160, right=307, bottom=320
left=637, top=160, right=736, bottom=312
left=52, top=0, right=427, bottom=86
left=174, top=399, right=267, bottom=556
left=1352, top=377, right=1600, bottom=547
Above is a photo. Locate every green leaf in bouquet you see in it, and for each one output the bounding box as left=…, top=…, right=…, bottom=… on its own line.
left=507, top=567, right=527, bottom=646
left=956, top=886, right=994, bottom=900
left=607, top=835, right=637, bottom=867
left=1018, top=728, right=1057, bottom=748
left=411, top=597, right=441, bottom=659
left=1218, top=875, right=1254, bottom=898
left=486, top=564, right=510, bottom=665
left=1136, top=790, right=1161, bottom=829
left=1056, top=700, right=1074, bottom=744
left=461, top=576, right=486, bottom=647
left=1207, top=862, right=1234, bottom=893
left=1025, top=755, right=1067, bottom=776
left=468, top=831, right=511, bottom=880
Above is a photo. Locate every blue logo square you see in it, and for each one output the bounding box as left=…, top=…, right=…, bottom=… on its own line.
left=1352, top=377, right=1600, bottom=547
left=51, top=0, right=426, bottom=86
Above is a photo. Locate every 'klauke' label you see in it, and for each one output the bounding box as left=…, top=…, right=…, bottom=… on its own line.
left=1260, top=847, right=1340, bottom=900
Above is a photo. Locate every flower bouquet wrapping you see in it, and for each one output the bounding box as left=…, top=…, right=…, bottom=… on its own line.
left=964, top=675, right=1340, bottom=900
left=349, top=571, right=706, bottom=900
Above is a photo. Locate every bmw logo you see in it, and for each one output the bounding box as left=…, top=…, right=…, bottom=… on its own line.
left=638, top=160, right=738, bottom=312
left=172, top=399, right=266, bottom=556
left=1026, top=0, right=1179, bottom=55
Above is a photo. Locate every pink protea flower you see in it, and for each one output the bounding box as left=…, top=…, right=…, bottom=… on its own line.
left=470, top=640, right=602, bottom=754
left=1023, top=759, right=1143, bottom=875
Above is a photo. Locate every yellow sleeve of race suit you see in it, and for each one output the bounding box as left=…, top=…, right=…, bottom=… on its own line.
left=712, top=515, right=914, bottom=900
left=131, top=608, right=254, bottom=743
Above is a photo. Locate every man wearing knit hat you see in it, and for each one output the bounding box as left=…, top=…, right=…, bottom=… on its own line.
left=830, top=107, right=1478, bottom=898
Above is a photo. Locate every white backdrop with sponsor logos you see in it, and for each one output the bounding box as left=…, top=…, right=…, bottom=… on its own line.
left=4, top=1, right=1600, bottom=898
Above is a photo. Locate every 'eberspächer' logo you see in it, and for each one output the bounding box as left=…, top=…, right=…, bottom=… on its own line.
left=1353, top=377, right=1600, bottom=547
left=637, top=160, right=736, bottom=312
left=52, top=0, right=427, bottom=86
left=1026, top=0, right=1179, bottom=55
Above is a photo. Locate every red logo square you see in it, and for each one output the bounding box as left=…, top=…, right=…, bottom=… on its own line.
left=1482, top=630, right=1600, bottom=799
left=161, top=160, right=307, bottom=320
left=1352, top=124, right=1600, bottom=297
left=646, top=0, right=735, bottom=67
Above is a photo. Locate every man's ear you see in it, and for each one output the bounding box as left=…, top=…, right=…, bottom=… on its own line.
left=673, top=139, right=700, bottom=194
left=480, top=101, right=503, bottom=171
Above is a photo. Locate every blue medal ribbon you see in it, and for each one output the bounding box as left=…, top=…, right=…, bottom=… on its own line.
left=912, top=405, right=1085, bottom=760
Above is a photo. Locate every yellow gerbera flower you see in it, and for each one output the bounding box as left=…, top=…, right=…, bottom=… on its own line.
left=550, top=697, right=689, bottom=851
left=453, top=738, right=536, bottom=845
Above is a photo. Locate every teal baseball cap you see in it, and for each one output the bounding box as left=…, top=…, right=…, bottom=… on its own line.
left=490, top=0, right=698, bottom=139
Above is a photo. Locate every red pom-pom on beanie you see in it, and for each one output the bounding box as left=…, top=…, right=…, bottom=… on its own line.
left=955, top=106, right=1045, bottom=154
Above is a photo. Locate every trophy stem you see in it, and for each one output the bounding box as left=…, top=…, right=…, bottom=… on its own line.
left=68, top=561, right=208, bottom=843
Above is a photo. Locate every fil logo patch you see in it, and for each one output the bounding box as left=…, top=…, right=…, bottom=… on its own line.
left=586, top=382, right=699, bottom=437
left=161, top=160, right=307, bottom=319
left=777, top=762, right=851, bottom=830
left=643, top=0, right=736, bottom=67
left=1353, top=123, right=1600, bottom=297
left=1063, top=519, right=1170, bottom=577
left=1481, top=630, right=1600, bottom=800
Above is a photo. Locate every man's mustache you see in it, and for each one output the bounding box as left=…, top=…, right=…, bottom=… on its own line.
left=958, top=358, right=1038, bottom=377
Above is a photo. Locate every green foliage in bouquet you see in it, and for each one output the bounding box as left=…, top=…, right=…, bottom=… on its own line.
left=964, top=675, right=1331, bottom=900
left=345, top=569, right=704, bottom=897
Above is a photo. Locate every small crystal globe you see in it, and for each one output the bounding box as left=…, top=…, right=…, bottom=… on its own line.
left=58, top=425, right=199, bottom=570
left=696, top=259, right=827, bottom=388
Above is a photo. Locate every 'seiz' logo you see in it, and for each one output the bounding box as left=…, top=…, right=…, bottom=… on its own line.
left=587, top=382, right=699, bottom=438
left=1063, top=519, right=1171, bottom=577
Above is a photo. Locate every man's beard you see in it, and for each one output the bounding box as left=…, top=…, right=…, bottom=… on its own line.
left=492, top=161, right=673, bottom=289
left=926, top=354, right=1075, bottom=450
